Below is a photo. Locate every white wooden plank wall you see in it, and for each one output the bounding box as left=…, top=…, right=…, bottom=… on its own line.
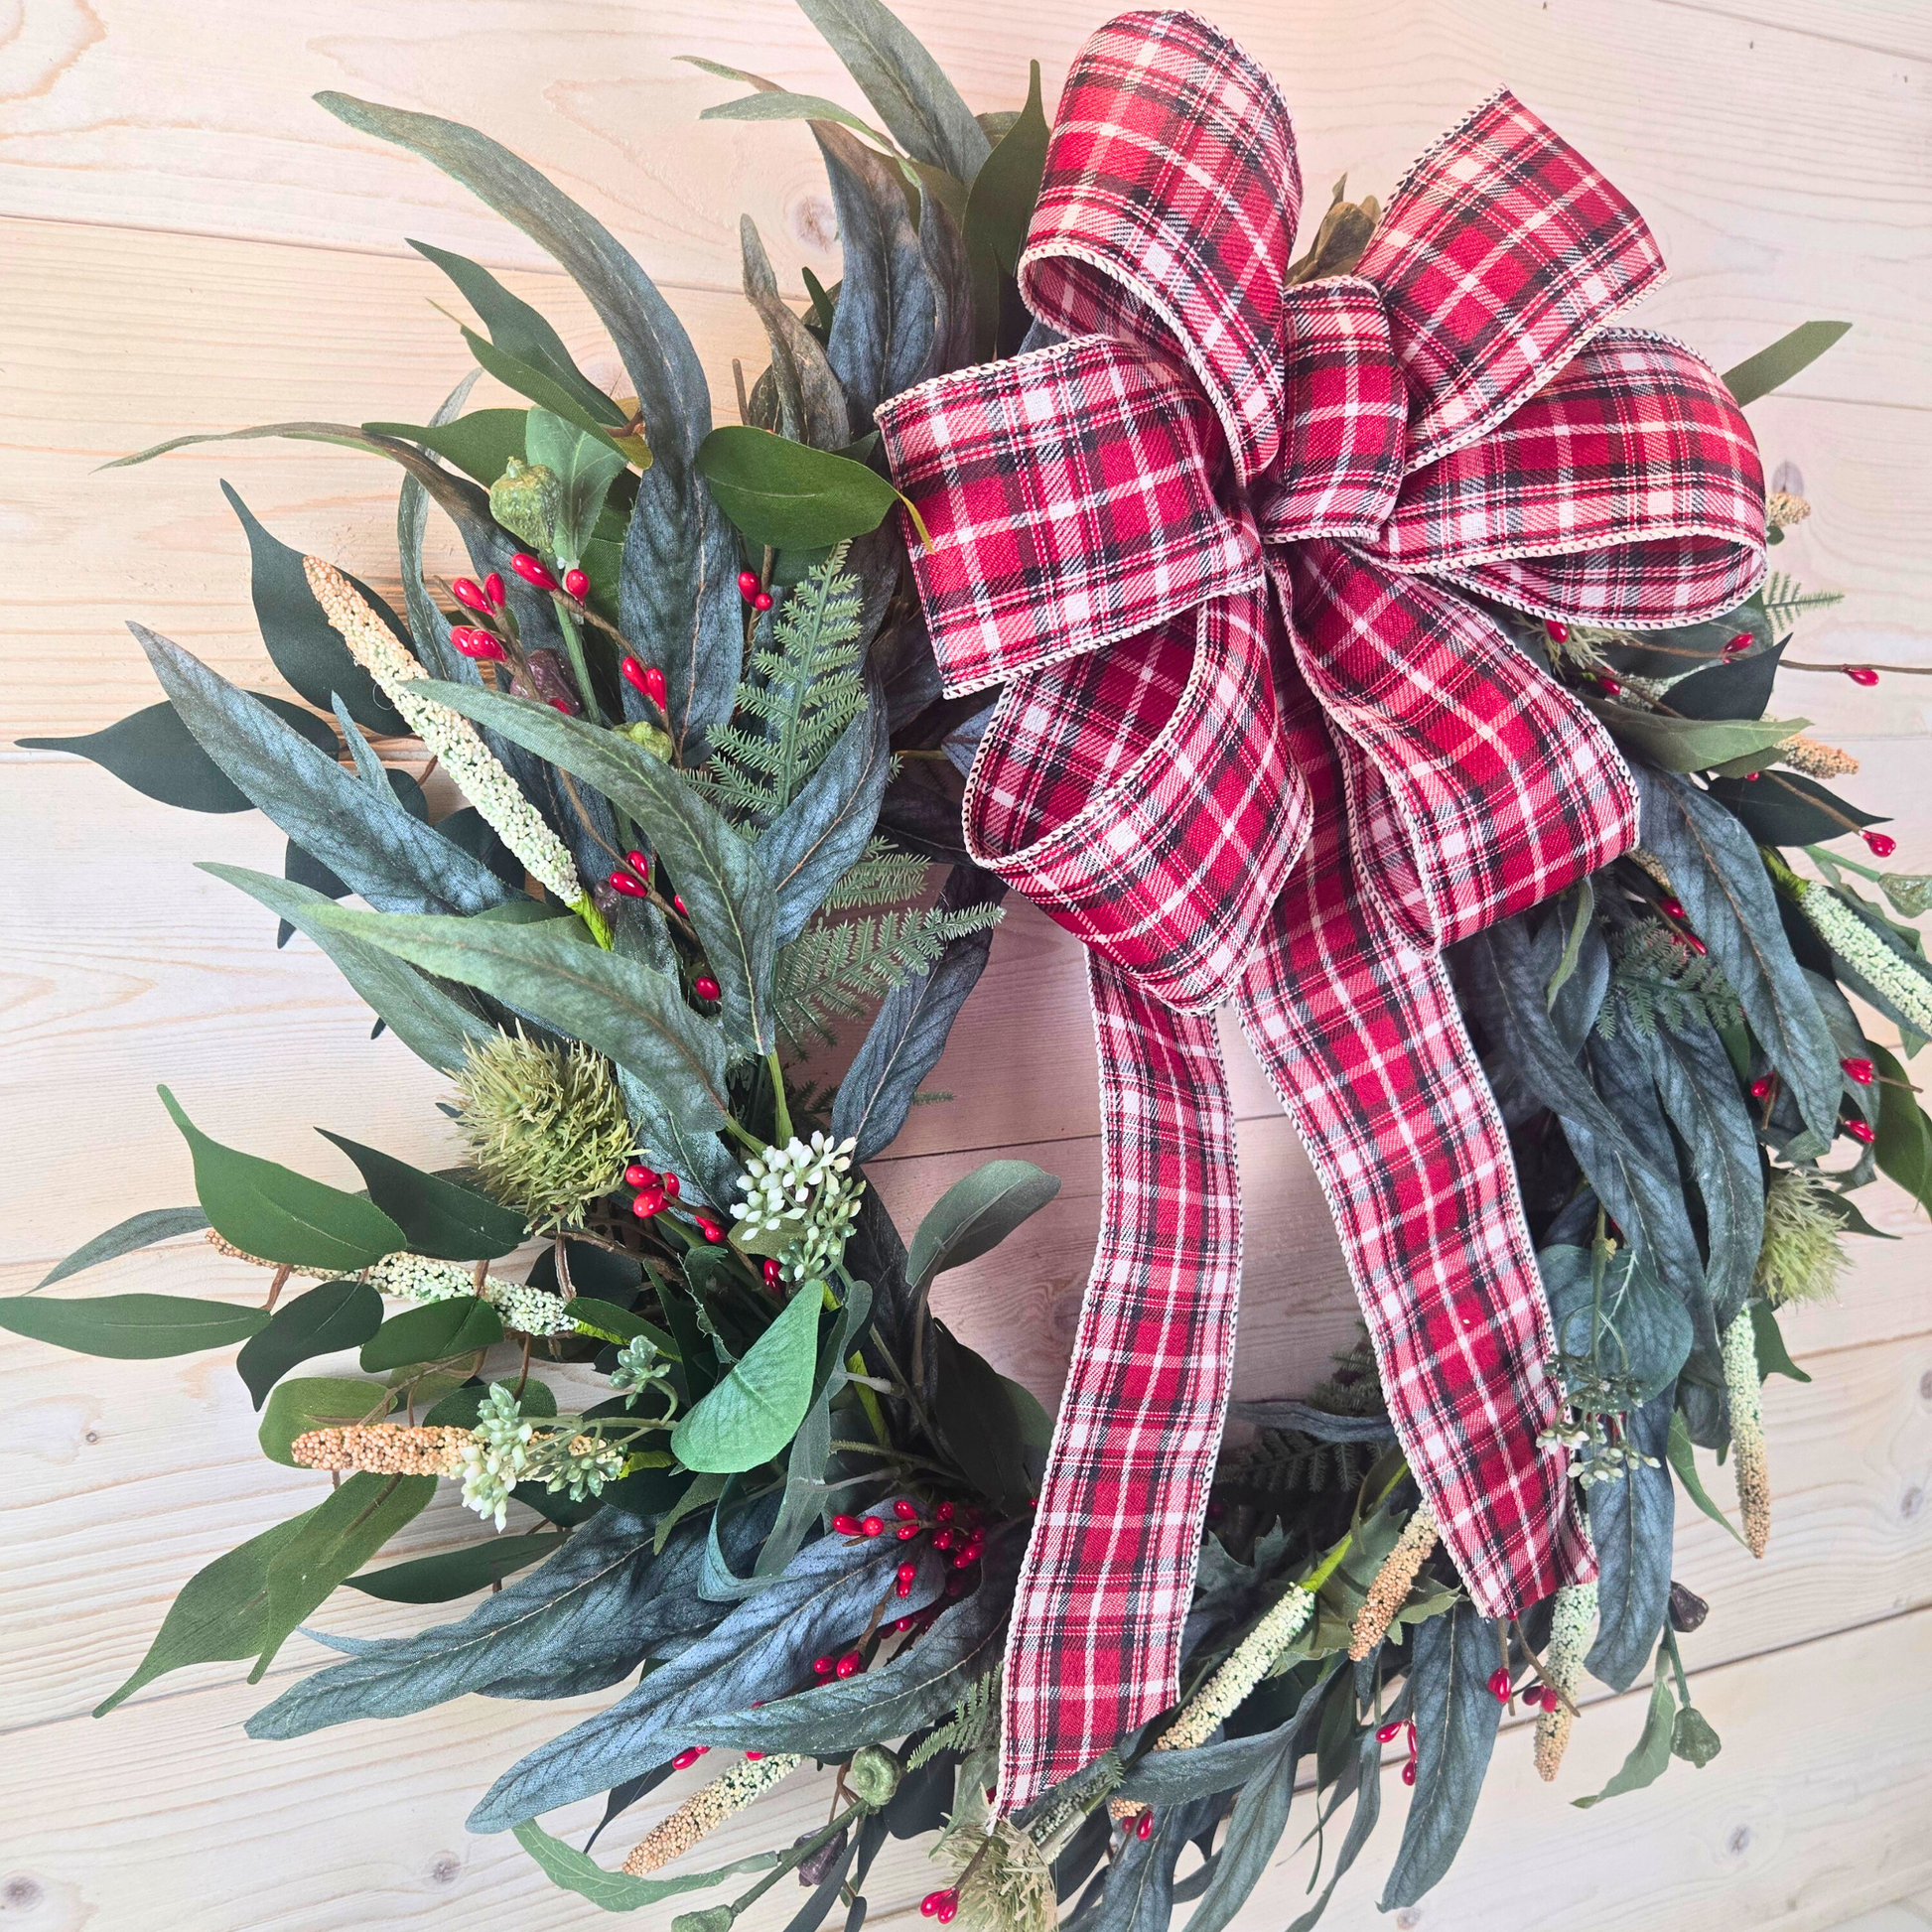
left=1, top=3, right=1927, bottom=1927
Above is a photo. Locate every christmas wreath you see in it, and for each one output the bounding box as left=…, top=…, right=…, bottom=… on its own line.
left=12, top=4, right=1927, bottom=1927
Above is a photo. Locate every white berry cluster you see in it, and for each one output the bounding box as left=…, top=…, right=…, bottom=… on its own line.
left=730, top=1132, right=865, bottom=1282
left=458, top=1383, right=536, bottom=1529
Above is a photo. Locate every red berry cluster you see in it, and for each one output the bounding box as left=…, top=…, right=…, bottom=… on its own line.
left=1486, top=1667, right=1560, bottom=1713
left=738, top=568, right=774, bottom=614
left=448, top=573, right=511, bottom=663
left=920, top=1888, right=959, bottom=1922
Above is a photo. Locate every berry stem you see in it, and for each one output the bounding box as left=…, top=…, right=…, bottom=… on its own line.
left=766, top=1051, right=793, bottom=1147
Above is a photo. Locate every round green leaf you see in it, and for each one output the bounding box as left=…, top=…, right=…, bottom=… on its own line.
left=258, top=1375, right=396, bottom=1465
left=696, top=425, right=900, bottom=549
left=360, top=1295, right=503, bottom=1372
left=0, top=1293, right=268, bottom=1360
left=669, top=1283, right=823, bottom=1473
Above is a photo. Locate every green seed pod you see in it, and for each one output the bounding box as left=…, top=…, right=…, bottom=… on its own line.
left=489, top=457, right=565, bottom=557
left=622, top=719, right=675, bottom=761
left=1671, top=1704, right=1723, bottom=1767
left=845, top=1744, right=902, bottom=1808
left=669, top=1910, right=734, bottom=1932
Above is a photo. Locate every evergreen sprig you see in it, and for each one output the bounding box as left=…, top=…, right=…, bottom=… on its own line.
left=1758, top=570, right=1844, bottom=628
left=1596, top=921, right=1745, bottom=1039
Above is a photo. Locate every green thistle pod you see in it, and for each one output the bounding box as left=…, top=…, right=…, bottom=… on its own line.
left=488, top=457, right=565, bottom=558
left=845, top=1744, right=901, bottom=1808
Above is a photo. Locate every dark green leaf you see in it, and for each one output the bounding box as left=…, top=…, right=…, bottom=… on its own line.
left=204, top=865, right=496, bottom=1076
left=221, top=483, right=409, bottom=734
left=409, top=681, right=777, bottom=1052
left=20, top=693, right=337, bottom=815
left=360, top=1296, right=503, bottom=1372
left=694, top=75, right=894, bottom=148
left=0, top=1292, right=267, bottom=1360
left=363, top=408, right=530, bottom=486
left=931, top=1324, right=1041, bottom=1513
left=1748, top=1300, right=1811, bottom=1382
left=1723, top=321, right=1852, bottom=405
left=1539, top=1246, right=1691, bottom=1404
left=797, top=0, right=991, bottom=180
left=1709, top=768, right=1886, bottom=847
left=697, top=425, right=901, bottom=549
left=1380, top=1601, right=1502, bottom=1908
left=740, top=216, right=850, bottom=449
left=427, top=1378, right=556, bottom=1429
left=1666, top=1408, right=1748, bottom=1547
left=236, top=1279, right=384, bottom=1407
left=320, top=904, right=734, bottom=1125
left=345, top=1533, right=560, bottom=1602
left=1636, top=768, right=1841, bottom=1148
left=254, top=1472, right=437, bottom=1677
left=316, top=1131, right=526, bottom=1260
left=1585, top=1396, right=1674, bottom=1692
left=36, top=1206, right=207, bottom=1289
left=906, top=1158, right=1060, bottom=1289
left=525, top=405, right=632, bottom=557
left=1574, top=1670, right=1676, bottom=1807
left=964, top=62, right=1048, bottom=357
left=512, top=1819, right=773, bottom=1912
left=1666, top=639, right=1787, bottom=723
left=1582, top=698, right=1804, bottom=774
left=258, top=1375, right=394, bottom=1465
left=159, top=1085, right=405, bottom=1272
left=1596, top=593, right=1772, bottom=681
left=761, top=701, right=893, bottom=943
left=1871, top=1040, right=1932, bottom=1209
left=669, top=1282, right=822, bottom=1473
left=97, top=1508, right=321, bottom=1714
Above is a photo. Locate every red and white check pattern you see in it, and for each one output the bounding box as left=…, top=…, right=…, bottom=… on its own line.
left=873, top=6, right=1766, bottom=1812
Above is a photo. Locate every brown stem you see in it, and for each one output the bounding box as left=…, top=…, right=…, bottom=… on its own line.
left=265, top=1265, right=292, bottom=1312
left=1783, top=659, right=1932, bottom=676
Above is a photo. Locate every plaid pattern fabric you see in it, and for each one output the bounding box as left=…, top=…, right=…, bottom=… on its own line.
left=874, top=7, right=1768, bottom=1812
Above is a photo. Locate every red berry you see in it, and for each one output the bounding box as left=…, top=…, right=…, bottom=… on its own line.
left=1660, top=897, right=1687, bottom=921
left=935, top=1501, right=956, bottom=1523
left=1542, top=1686, right=1563, bottom=1712
left=896, top=1578, right=914, bottom=1599
left=745, top=1750, right=764, bottom=1761
left=1846, top=666, right=1880, bottom=687
left=932, top=1528, right=954, bottom=1551
left=510, top=553, right=560, bottom=593
left=452, top=577, right=489, bottom=614
left=1545, top=619, right=1570, bottom=644
left=1136, top=1810, right=1155, bottom=1841
left=1743, top=771, right=1761, bottom=781
left=894, top=1615, right=914, bottom=1632
left=1488, top=1668, right=1512, bottom=1703
left=936, top=1903, right=958, bottom=1926
left=1843, top=1057, right=1875, bottom=1084
left=661, top=1173, right=680, bottom=1198
left=670, top=1745, right=707, bottom=1770
left=1864, top=831, right=1898, bottom=858
left=897, top=1560, right=918, bottom=1586
left=1724, top=632, right=1753, bottom=656
left=1596, top=675, right=1621, bottom=696
left=483, top=572, right=506, bottom=610
left=1376, top=1721, right=1402, bottom=1743
left=449, top=625, right=507, bottom=661
left=1401, top=1760, right=1418, bottom=1787
left=753, top=590, right=774, bottom=612
left=699, top=1218, right=726, bottom=1244
left=623, top=850, right=651, bottom=883
left=813, top=1655, right=835, bottom=1676
left=894, top=1499, right=918, bottom=1520
left=738, top=570, right=761, bottom=602
left=672, top=894, right=687, bottom=916
left=861, top=1516, right=885, bottom=1538
left=1843, top=1115, right=1876, bottom=1145
left=1684, top=934, right=1709, bottom=956
left=761, top=1258, right=783, bottom=1291
left=630, top=1187, right=665, bottom=1219
left=608, top=867, right=649, bottom=899
left=951, top=1551, right=977, bottom=1571
left=1749, top=1074, right=1774, bottom=1100
left=897, top=1523, right=920, bottom=1540
left=624, top=1163, right=659, bottom=1188
left=832, top=1515, right=861, bottom=1535
left=642, top=664, right=669, bottom=710
left=835, top=1650, right=864, bottom=1678
left=694, top=975, right=721, bottom=1002
left=620, top=655, right=653, bottom=700
left=563, top=567, right=589, bottom=602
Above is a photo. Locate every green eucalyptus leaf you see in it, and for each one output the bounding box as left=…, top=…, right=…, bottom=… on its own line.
left=1574, top=1670, right=1677, bottom=1807
left=513, top=1818, right=775, bottom=1912
left=696, top=425, right=902, bottom=549
left=1666, top=1408, right=1748, bottom=1547
left=669, top=1283, right=822, bottom=1473
left=160, top=1086, right=404, bottom=1272
left=236, top=1279, right=384, bottom=1407
left=963, top=62, right=1048, bottom=358
left=316, top=1132, right=527, bottom=1260
left=1748, top=1299, right=1811, bottom=1382
left=1724, top=321, right=1852, bottom=405
left=346, top=1534, right=561, bottom=1603
left=360, top=1295, right=503, bottom=1372
left=1583, top=699, right=1805, bottom=774
left=0, top=1292, right=267, bottom=1360
left=907, top=1158, right=1060, bottom=1290
left=259, top=1375, right=396, bottom=1466
left=525, top=407, right=630, bottom=560
left=20, top=693, right=337, bottom=815
left=1871, top=1040, right=1932, bottom=1210
left=1539, top=1246, right=1691, bottom=1404
left=363, top=408, right=531, bottom=486
left=36, top=1206, right=208, bottom=1289
left=462, top=328, right=634, bottom=461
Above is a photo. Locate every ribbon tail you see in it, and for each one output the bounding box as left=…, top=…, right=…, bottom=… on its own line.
left=1234, top=672, right=1594, bottom=1620
left=996, top=950, right=1243, bottom=1814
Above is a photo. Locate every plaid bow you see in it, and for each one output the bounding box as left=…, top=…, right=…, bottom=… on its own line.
left=874, top=8, right=1766, bottom=1811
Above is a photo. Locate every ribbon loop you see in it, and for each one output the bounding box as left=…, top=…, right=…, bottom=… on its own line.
left=1019, top=10, right=1303, bottom=483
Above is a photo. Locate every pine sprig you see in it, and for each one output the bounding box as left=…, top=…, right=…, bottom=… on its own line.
left=702, top=544, right=867, bottom=825
left=1759, top=570, right=1845, bottom=628
left=1596, top=922, right=1744, bottom=1039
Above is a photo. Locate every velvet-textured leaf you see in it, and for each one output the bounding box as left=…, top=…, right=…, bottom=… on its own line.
left=832, top=870, right=1002, bottom=1161
left=617, top=1068, right=742, bottom=1214
left=97, top=1508, right=322, bottom=1715
left=761, top=701, right=893, bottom=944
left=36, top=1206, right=208, bottom=1289
left=797, top=0, right=990, bottom=181
left=1637, top=768, right=1841, bottom=1146
left=1178, top=1728, right=1297, bottom=1932
left=907, top=1159, right=1060, bottom=1288
left=1118, top=1658, right=1342, bottom=1804
left=320, top=906, right=732, bottom=1125
left=345, top=1533, right=561, bottom=1603
left=1539, top=1246, right=1691, bottom=1406
left=696, top=78, right=893, bottom=149
left=1584, top=1395, right=1675, bottom=1692
left=254, top=1472, right=437, bottom=1679
left=1723, top=321, right=1852, bottom=405
left=1283, top=1720, right=1383, bottom=1932
left=1575, top=1669, right=1676, bottom=1808
left=222, top=483, right=409, bottom=733
left=236, top=1279, right=384, bottom=1408
left=139, top=628, right=511, bottom=916
left=1708, top=768, right=1887, bottom=847
left=247, top=1511, right=740, bottom=1736
left=0, top=1293, right=268, bottom=1360
left=359, top=1296, right=503, bottom=1372
left=512, top=1820, right=774, bottom=1913
left=697, top=426, right=900, bottom=549
left=740, top=216, right=850, bottom=450
left=410, top=682, right=777, bottom=1052
left=204, top=866, right=495, bottom=1076
left=316, top=1132, right=526, bottom=1260
left=161, top=1086, right=405, bottom=1272
left=1380, top=1601, right=1503, bottom=1908
left=467, top=1513, right=920, bottom=1828
left=669, top=1281, right=822, bottom=1473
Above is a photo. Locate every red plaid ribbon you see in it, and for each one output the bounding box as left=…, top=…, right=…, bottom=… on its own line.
left=874, top=9, right=1765, bottom=1810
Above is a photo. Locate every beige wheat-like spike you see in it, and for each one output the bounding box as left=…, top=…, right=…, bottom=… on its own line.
left=1724, top=1311, right=1771, bottom=1558
left=1533, top=1581, right=1597, bottom=1782
left=1349, top=1502, right=1440, bottom=1660
left=621, top=1754, right=801, bottom=1875
left=291, top=1423, right=472, bottom=1476
left=1777, top=735, right=1860, bottom=780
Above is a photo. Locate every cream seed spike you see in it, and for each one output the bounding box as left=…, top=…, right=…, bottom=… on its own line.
left=302, top=557, right=607, bottom=943
left=621, top=1753, right=802, bottom=1875
left=1785, top=872, right=1932, bottom=1037
left=292, top=1423, right=472, bottom=1476
left=1723, top=1311, right=1771, bottom=1559
left=1153, top=1583, right=1314, bottom=1755
left=1532, top=1580, right=1596, bottom=1782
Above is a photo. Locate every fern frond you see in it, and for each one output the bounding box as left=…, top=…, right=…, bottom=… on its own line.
left=775, top=901, right=1003, bottom=1047
left=1596, top=920, right=1744, bottom=1038
left=818, top=838, right=934, bottom=912
left=698, top=543, right=867, bottom=827
left=1760, top=570, right=1845, bottom=627
left=909, top=1667, right=1001, bottom=1769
